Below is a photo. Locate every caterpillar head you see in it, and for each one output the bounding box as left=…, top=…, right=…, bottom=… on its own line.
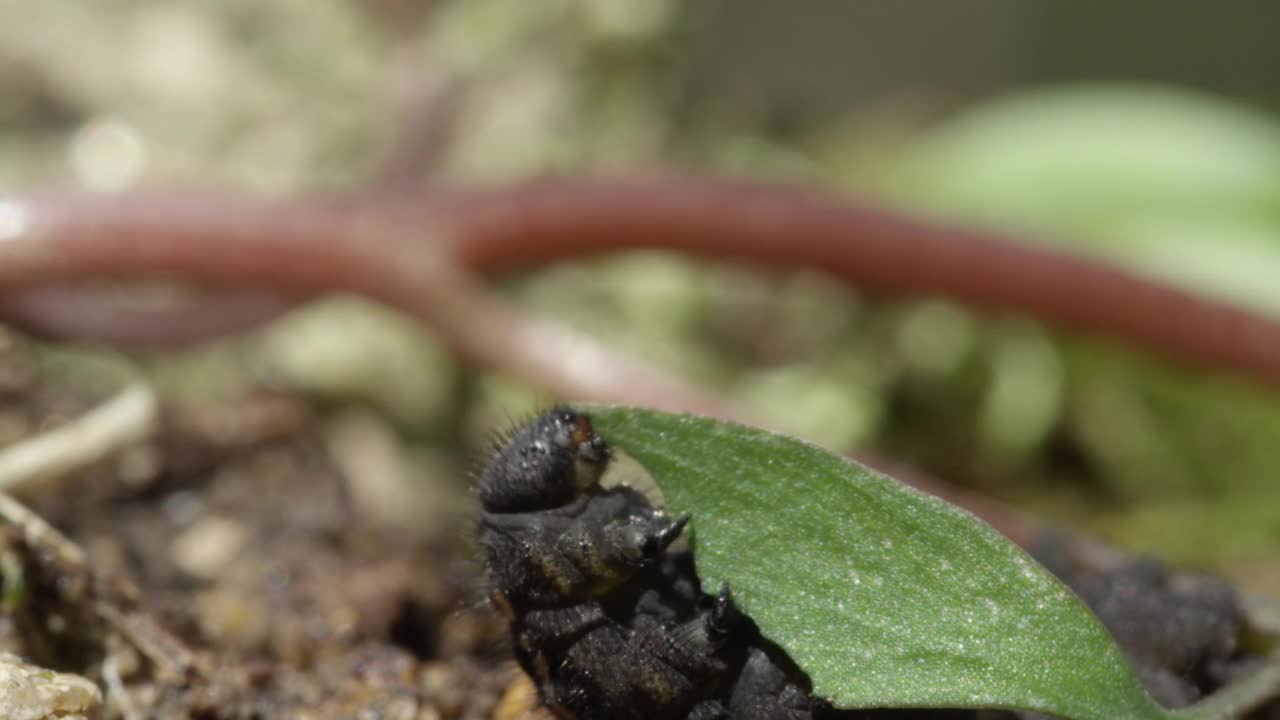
left=479, top=407, right=611, bottom=513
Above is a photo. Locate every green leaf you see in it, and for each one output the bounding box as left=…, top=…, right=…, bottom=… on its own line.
left=890, top=86, right=1280, bottom=241
left=887, top=86, right=1280, bottom=319
left=586, top=405, right=1168, bottom=719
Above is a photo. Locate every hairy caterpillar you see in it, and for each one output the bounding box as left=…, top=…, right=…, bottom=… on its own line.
left=476, top=408, right=814, bottom=720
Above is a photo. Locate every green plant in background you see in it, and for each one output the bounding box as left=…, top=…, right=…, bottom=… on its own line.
left=869, top=86, right=1280, bottom=570
left=588, top=406, right=1280, bottom=719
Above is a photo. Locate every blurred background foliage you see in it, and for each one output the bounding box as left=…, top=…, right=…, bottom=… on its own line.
left=3, top=1, right=1279, bottom=590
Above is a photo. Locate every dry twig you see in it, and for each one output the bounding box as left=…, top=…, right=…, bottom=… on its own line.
left=0, top=383, right=158, bottom=495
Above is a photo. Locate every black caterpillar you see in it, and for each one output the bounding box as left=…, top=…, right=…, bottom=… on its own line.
left=476, top=408, right=817, bottom=720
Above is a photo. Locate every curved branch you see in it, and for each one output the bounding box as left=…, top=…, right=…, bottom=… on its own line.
left=407, top=178, right=1280, bottom=389
left=0, top=192, right=737, bottom=418
left=6, top=177, right=1280, bottom=392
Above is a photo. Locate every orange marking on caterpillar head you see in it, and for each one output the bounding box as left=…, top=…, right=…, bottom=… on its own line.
left=569, top=414, right=594, bottom=448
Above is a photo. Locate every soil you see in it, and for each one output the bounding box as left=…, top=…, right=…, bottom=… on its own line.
left=0, top=331, right=1275, bottom=719
left=0, top=333, right=513, bottom=719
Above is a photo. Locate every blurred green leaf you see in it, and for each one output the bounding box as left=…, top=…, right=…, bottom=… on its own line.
left=880, top=86, right=1280, bottom=543
left=892, top=86, right=1280, bottom=241
left=891, top=86, right=1280, bottom=316
left=588, top=406, right=1169, bottom=719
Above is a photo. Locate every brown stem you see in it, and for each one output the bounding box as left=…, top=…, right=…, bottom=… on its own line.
left=7, top=176, right=1280, bottom=393
left=0, top=191, right=737, bottom=418
left=402, top=178, right=1280, bottom=389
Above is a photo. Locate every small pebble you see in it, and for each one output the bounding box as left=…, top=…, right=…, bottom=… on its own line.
left=171, top=514, right=248, bottom=579
left=0, top=652, right=102, bottom=720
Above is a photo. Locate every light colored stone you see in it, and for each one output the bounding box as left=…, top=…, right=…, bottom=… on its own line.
left=171, top=514, right=248, bottom=580
left=0, top=653, right=101, bottom=720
